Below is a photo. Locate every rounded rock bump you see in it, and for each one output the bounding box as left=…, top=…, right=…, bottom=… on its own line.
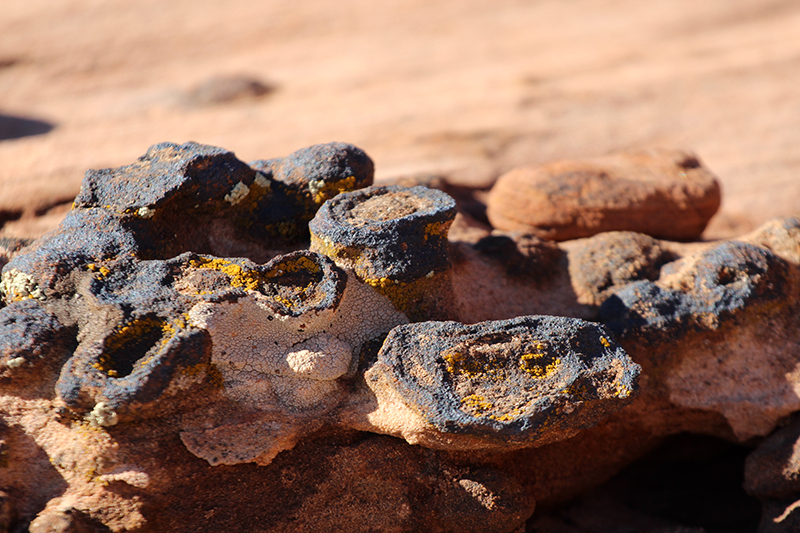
left=309, top=185, right=457, bottom=320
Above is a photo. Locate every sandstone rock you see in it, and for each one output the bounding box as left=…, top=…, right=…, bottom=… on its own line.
left=184, top=74, right=274, bottom=106
left=310, top=184, right=457, bottom=321
left=745, top=414, right=800, bottom=503
left=599, top=223, right=800, bottom=441
left=565, top=231, right=677, bottom=307
left=486, top=148, right=721, bottom=241
left=755, top=498, right=800, bottom=533
left=355, top=316, right=639, bottom=450
left=4, top=140, right=800, bottom=531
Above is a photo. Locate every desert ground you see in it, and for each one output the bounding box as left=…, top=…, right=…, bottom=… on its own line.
left=1, top=0, right=799, bottom=241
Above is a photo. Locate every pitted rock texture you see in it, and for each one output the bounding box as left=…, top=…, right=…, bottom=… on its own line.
left=486, top=148, right=721, bottom=241
left=1, top=140, right=800, bottom=532
left=360, top=316, right=639, bottom=449
left=186, top=250, right=407, bottom=411
left=598, top=236, right=800, bottom=440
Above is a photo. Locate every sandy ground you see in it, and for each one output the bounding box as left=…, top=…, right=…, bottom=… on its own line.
left=1, top=0, right=799, bottom=240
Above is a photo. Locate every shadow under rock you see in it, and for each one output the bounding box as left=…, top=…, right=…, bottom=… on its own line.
left=0, top=421, right=68, bottom=531
left=529, top=433, right=761, bottom=533
left=0, top=113, right=55, bottom=141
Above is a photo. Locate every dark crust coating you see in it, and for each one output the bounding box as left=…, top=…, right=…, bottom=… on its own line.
left=275, top=142, right=374, bottom=194
left=309, top=185, right=457, bottom=282
left=368, top=315, right=639, bottom=446
left=600, top=240, right=791, bottom=339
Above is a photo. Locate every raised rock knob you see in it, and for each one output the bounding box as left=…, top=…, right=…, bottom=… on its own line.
left=361, top=315, right=640, bottom=450
left=309, top=185, right=457, bottom=321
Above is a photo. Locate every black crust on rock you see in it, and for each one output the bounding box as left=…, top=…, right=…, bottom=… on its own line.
left=367, top=315, right=640, bottom=446
left=600, top=240, right=791, bottom=338
left=309, top=185, right=457, bottom=282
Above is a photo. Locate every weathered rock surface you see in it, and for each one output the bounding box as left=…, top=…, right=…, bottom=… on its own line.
left=486, top=148, right=721, bottom=241
left=356, top=316, right=638, bottom=450
left=599, top=222, right=800, bottom=441
left=1, top=140, right=799, bottom=531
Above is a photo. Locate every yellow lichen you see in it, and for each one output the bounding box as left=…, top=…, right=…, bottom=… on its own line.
left=264, top=255, right=321, bottom=277
left=489, top=407, right=524, bottom=422
left=613, top=382, right=632, bottom=398
left=443, top=350, right=505, bottom=380
left=423, top=220, right=451, bottom=240
left=95, top=316, right=175, bottom=377
left=461, top=394, right=493, bottom=416
left=600, top=336, right=611, bottom=348
left=519, top=342, right=560, bottom=379
left=309, top=175, right=357, bottom=205
left=87, top=263, right=111, bottom=279
left=309, top=234, right=361, bottom=263
left=182, top=362, right=224, bottom=389
left=189, top=257, right=266, bottom=292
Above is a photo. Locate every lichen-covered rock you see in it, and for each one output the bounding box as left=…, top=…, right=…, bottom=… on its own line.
left=310, top=184, right=458, bottom=320
left=4, top=139, right=799, bottom=532
left=185, top=250, right=406, bottom=412
left=599, top=235, right=800, bottom=440
left=248, top=142, right=375, bottom=243
left=486, top=148, right=721, bottom=241
left=0, top=299, right=75, bottom=391
left=354, top=316, right=639, bottom=450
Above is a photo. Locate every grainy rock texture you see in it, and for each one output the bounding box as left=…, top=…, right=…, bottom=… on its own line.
left=1, top=141, right=798, bottom=532
left=357, top=316, right=637, bottom=450
left=486, top=148, right=721, bottom=241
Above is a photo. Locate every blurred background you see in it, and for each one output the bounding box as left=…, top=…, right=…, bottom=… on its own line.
left=1, top=0, right=798, bottom=239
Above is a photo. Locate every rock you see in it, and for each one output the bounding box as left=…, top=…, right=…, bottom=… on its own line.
left=260, top=436, right=535, bottom=533
left=0, top=237, right=31, bottom=271
left=28, top=507, right=111, bottom=533
left=745, top=414, right=800, bottom=500
left=4, top=140, right=800, bottom=532
left=0, top=491, right=11, bottom=533
left=448, top=231, right=594, bottom=324
left=565, top=231, right=677, bottom=307
left=310, top=184, right=457, bottom=320
left=486, top=148, right=721, bottom=241
left=353, top=315, right=639, bottom=450
left=251, top=142, right=375, bottom=239
left=599, top=225, right=800, bottom=441
left=0, top=299, right=76, bottom=396
left=755, top=498, right=800, bottom=533
left=70, top=141, right=372, bottom=261
left=184, top=74, right=275, bottom=106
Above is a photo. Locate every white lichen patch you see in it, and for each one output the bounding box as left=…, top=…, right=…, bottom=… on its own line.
left=5, top=357, right=26, bottom=369
left=188, top=273, right=407, bottom=410
left=86, top=402, right=119, bottom=427
left=224, top=181, right=251, bottom=205
left=0, top=269, right=45, bottom=303
left=137, top=206, right=155, bottom=218
left=285, top=335, right=352, bottom=379
left=253, top=173, right=271, bottom=190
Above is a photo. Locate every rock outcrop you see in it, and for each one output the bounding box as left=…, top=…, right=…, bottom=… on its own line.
left=1, top=141, right=798, bottom=532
